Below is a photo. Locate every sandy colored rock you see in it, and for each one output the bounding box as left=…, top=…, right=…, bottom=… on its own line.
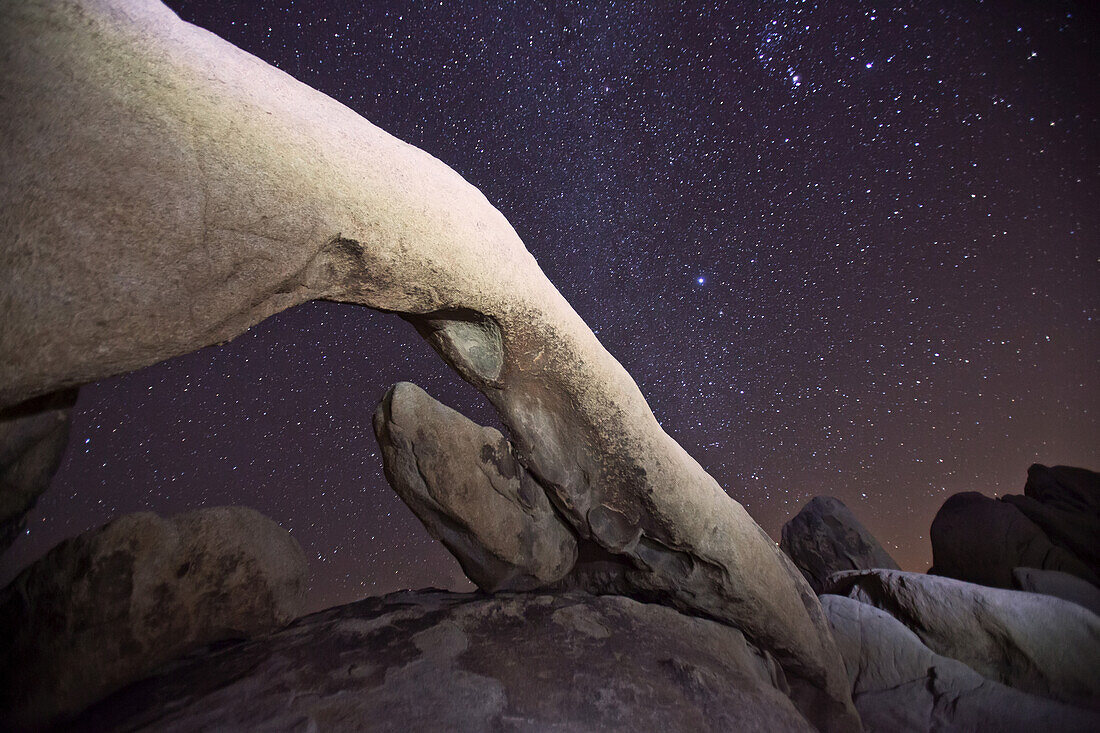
left=0, top=1, right=857, bottom=726
left=780, top=496, right=899, bottom=594
left=0, top=506, right=308, bottom=730
left=821, top=594, right=1100, bottom=732
left=825, top=569, right=1100, bottom=710
left=930, top=491, right=1098, bottom=588
left=373, top=381, right=577, bottom=591
left=0, top=389, right=77, bottom=553
left=69, top=590, right=815, bottom=733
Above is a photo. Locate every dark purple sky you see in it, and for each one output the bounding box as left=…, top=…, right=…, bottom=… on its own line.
left=3, top=0, right=1097, bottom=612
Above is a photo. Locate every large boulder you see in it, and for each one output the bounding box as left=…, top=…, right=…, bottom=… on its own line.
left=825, top=569, right=1100, bottom=710
left=70, top=590, right=815, bottom=732
left=373, top=381, right=577, bottom=592
left=0, top=389, right=77, bottom=554
left=0, top=1, right=857, bottom=726
left=821, top=594, right=1099, bottom=732
left=930, top=491, right=1098, bottom=588
left=0, top=506, right=308, bottom=730
left=1003, top=464, right=1100, bottom=578
left=1023, top=464, right=1100, bottom=516
left=1012, top=567, right=1100, bottom=617
left=780, top=496, right=899, bottom=594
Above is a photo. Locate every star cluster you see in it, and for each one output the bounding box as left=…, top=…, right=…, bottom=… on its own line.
left=2, top=1, right=1096, bottom=611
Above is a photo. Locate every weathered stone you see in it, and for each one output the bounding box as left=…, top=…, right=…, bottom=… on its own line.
left=930, top=491, right=1098, bottom=588
left=1012, top=567, right=1100, bottom=617
left=0, top=506, right=308, bottom=730
left=373, top=381, right=577, bottom=592
left=1003, top=466, right=1100, bottom=579
left=0, top=1, right=857, bottom=726
left=825, top=569, right=1100, bottom=709
left=780, top=496, right=899, bottom=594
left=821, top=594, right=1100, bottom=732
left=69, top=591, right=815, bottom=733
left=1024, top=464, right=1100, bottom=516
left=0, top=389, right=77, bottom=554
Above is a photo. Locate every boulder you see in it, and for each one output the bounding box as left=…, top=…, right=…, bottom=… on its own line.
left=1003, top=466, right=1100, bottom=579
left=0, top=506, right=308, bottom=729
left=70, top=590, right=815, bottom=732
left=1024, top=464, right=1100, bottom=516
left=1002, top=493, right=1100, bottom=577
left=373, top=381, right=577, bottom=592
left=780, top=496, right=899, bottom=594
left=825, top=569, right=1100, bottom=709
left=1012, top=567, right=1100, bottom=617
left=821, top=594, right=1100, bottom=732
left=930, top=491, right=1098, bottom=588
left=0, top=389, right=77, bottom=554
left=0, top=1, right=857, bottom=726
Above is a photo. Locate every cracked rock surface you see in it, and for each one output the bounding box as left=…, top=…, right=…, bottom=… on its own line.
left=821, top=594, right=1100, bottom=732
left=825, top=569, right=1100, bottom=710
left=69, top=590, right=815, bottom=733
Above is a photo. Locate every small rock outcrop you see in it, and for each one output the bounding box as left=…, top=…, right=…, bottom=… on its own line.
left=825, top=569, right=1100, bottom=709
left=0, top=389, right=77, bottom=554
left=930, top=491, right=1097, bottom=588
left=0, top=506, right=308, bottom=730
left=821, top=594, right=1100, bottom=732
left=70, top=590, right=815, bottom=732
left=780, top=496, right=899, bottom=594
left=1012, top=567, right=1100, bottom=617
left=373, top=382, right=577, bottom=592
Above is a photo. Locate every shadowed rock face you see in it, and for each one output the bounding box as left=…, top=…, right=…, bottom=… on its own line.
left=373, top=382, right=577, bottom=592
left=930, top=491, right=1098, bottom=588
left=0, top=507, right=308, bottom=730
left=1004, top=464, right=1100, bottom=578
left=825, top=569, right=1100, bottom=710
left=68, top=591, right=816, bottom=733
left=0, top=0, right=857, bottom=726
left=0, top=389, right=77, bottom=554
left=1024, top=464, right=1100, bottom=516
left=780, top=496, right=899, bottom=594
left=821, top=594, right=1100, bottom=732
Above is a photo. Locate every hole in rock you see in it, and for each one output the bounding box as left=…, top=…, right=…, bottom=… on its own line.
left=0, top=301, right=514, bottom=612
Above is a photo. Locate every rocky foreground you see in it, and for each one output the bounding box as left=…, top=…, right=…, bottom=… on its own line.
left=70, top=591, right=816, bottom=733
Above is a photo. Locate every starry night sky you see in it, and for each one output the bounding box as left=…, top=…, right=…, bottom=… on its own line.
left=3, top=1, right=1098, bottom=612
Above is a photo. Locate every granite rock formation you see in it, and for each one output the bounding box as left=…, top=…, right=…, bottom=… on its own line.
left=0, top=506, right=308, bottom=730
left=1011, top=567, right=1100, bottom=617
left=0, top=389, right=77, bottom=554
left=1023, top=464, right=1100, bottom=515
left=930, top=491, right=1098, bottom=588
left=1003, top=464, right=1100, bottom=579
left=780, top=496, right=899, bottom=594
left=373, top=382, right=577, bottom=592
left=0, top=1, right=858, bottom=726
left=68, top=590, right=816, bottom=733
left=825, top=569, right=1100, bottom=710
left=821, top=594, right=1100, bottom=732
